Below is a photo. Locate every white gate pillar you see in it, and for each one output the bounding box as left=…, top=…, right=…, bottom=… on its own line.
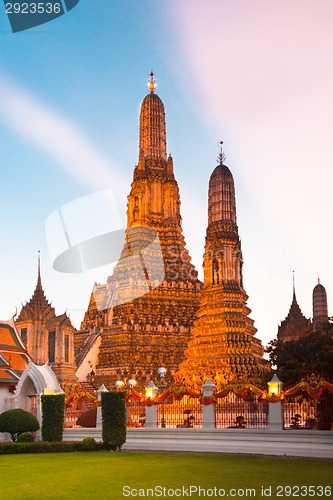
left=202, top=379, right=216, bottom=429
left=97, top=384, right=108, bottom=429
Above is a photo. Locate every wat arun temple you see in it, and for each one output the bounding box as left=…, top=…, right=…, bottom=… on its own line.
left=72, top=72, right=268, bottom=391
left=13, top=72, right=333, bottom=396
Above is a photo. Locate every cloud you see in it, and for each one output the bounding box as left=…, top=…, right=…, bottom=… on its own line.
left=0, top=74, right=128, bottom=194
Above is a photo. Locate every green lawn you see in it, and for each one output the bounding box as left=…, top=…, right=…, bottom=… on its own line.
left=0, top=452, right=332, bottom=499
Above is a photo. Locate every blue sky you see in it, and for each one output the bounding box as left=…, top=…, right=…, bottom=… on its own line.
left=0, top=0, right=332, bottom=347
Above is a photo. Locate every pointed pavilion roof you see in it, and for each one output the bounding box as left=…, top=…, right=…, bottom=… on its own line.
left=278, top=279, right=312, bottom=342
left=16, top=253, right=55, bottom=322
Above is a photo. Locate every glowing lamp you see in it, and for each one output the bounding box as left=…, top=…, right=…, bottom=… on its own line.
left=115, top=380, right=125, bottom=390
left=128, top=379, right=137, bottom=388
left=267, top=374, right=283, bottom=396
left=145, top=381, right=158, bottom=400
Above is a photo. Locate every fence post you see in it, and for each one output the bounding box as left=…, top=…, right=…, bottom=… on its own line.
left=145, top=381, right=158, bottom=428
left=202, top=379, right=216, bottom=429
left=268, top=400, right=283, bottom=430
left=97, top=384, right=108, bottom=429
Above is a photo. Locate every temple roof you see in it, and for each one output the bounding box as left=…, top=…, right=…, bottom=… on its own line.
left=278, top=290, right=312, bottom=342
left=16, top=255, right=55, bottom=322
left=0, top=319, right=31, bottom=385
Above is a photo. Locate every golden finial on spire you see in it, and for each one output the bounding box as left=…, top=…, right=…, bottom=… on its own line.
left=147, top=71, right=157, bottom=93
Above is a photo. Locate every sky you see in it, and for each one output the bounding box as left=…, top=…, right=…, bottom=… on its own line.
left=0, top=0, right=332, bottom=349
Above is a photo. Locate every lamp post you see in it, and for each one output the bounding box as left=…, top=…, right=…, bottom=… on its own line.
left=157, top=367, right=167, bottom=428
left=115, top=380, right=125, bottom=390
left=145, top=381, right=159, bottom=428
left=267, top=373, right=283, bottom=431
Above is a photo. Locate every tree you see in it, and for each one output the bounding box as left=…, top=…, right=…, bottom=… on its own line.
left=266, top=324, right=333, bottom=430
left=0, top=408, right=39, bottom=442
left=101, top=392, right=126, bottom=451
left=266, top=324, right=333, bottom=386
left=41, top=394, right=65, bottom=442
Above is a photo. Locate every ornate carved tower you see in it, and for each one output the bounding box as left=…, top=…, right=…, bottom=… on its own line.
left=82, top=73, right=202, bottom=387
left=176, top=150, right=266, bottom=390
left=312, top=279, right=329, bottom=332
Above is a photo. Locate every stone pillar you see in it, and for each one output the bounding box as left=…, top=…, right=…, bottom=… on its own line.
left=97, top=384, right=108, bottom=429
left=202, top=379, right=216, bottom=429
left=145, top=404, right=158, bottom=429
left=145, top=381, right=158, bottom=429
left=268, top=400, right=283, bottom=431
left=36, top=394, right=42, bottom=441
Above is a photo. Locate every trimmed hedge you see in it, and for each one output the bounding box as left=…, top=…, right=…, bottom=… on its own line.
left=17, top=432, right=34, bottom=442
left=0, top=440, right=104, bottom=455
left=0, top=409, right=39, bottom=442
left=101, top=391, right=126, bottom=451
left=41, top=394, right=65, bottom=442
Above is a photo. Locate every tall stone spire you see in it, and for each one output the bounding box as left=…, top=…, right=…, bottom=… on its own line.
left=176, top=151, right=267, bottom=390
left=82, top=74, right=202, bottom=388
left=138, top=71, right=167, bottom=168
left=312, top=279, right=329, bottom=331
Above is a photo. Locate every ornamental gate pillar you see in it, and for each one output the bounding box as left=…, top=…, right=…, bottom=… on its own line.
left=268, top=401, right=283, bottom=431
left=97, top=384, right=108, bottom=429
left=145, top=381, right=158, bottom=428
left=202, top=379, right=216, bottom=429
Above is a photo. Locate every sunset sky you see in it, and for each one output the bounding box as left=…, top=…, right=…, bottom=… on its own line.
left=0, top=0, right=332, bottom=347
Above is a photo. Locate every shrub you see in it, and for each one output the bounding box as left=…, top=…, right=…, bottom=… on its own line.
left=80, top=437, right=98, bottom=451
left=0, top=409, right=40, bottom=442
left=76, top=407, right=97, bottom=428
left=41, top=394, right=65, bottom=442
left=0, top=441, right=77, bottom=455
left=0, top=440, right=104, bottom=455
left=17, top=432, right=34, bottom=442
left=102, top=391, right=126, bottom=451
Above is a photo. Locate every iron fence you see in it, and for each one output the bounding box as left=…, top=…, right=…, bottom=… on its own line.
left=283, top=391, right=333, bottom=430
left=215, top=392, right=268, bottom=429
left=65, top=399, right=95, bottom=428
left=126, top=396, right=146, bottom=428
left=156, top=395, right=202, bottom=428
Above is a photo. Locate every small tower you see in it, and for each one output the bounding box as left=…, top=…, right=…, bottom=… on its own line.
left=15, top=253, right=77, bottom=385
left=176, top=146, right=267, bottom=390
left=312, top=279, right=329, bottom=331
